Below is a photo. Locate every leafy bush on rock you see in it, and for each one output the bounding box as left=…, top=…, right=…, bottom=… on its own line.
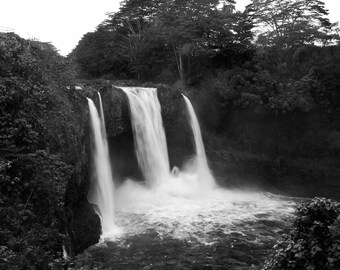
left=263, top=198, right=340, bottom=270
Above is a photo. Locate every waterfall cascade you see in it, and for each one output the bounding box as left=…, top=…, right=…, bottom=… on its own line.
left=182, top=94, right=216, bottom=188
left=87, top=88, right=216, bottom=236
left=87, top=95, right=116, bottom=236
left=83, top=88, right=297, bottom=269
left=116, top=87, right=215, bottom=198
left=120, top=87, right=170, bottom=187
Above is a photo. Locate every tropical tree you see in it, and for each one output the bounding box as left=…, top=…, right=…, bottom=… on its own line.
left=246, top=0, right=339, bottom=77
left=72, top=0, right=254, bottom=81
left=246, top=0, right=338, bottom=48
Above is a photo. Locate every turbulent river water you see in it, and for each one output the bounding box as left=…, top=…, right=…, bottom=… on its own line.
left=74, top=182, right=300, bottom=269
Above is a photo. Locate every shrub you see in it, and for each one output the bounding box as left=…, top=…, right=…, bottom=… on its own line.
left=263, top=197, right=340, bottom=270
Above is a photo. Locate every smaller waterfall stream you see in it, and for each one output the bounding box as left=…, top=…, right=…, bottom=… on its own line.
left=97, top=92, right=107, bottom=139
left=87, top=95, right=116, bottom=236
left=182, top=94, right=215, bottom=188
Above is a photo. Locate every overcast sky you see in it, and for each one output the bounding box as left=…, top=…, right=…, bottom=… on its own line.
left=0, top=0, right=339, bottom=56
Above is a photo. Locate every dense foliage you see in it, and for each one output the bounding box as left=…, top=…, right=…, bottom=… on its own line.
left=0, top=33, right=82, bottom=269
left=263, top=198, right=340, bottom=270
left=71, top=0, right=339, bottom=83
left=71, top=0, right=253, bottom=82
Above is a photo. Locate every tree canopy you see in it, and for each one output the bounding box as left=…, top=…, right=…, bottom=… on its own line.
left=71, top=0, right=339, bottom=84
left=246, top=0, right=338, bottom=48
left=71, top=0, right=252, bottom=82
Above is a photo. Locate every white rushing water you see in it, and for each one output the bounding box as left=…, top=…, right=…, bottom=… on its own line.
left=87, top=96, right=116, bottom=236
left=182, top=94, right=216, bottom=189
left=97, top=92, right=107, bottom=139
left=120, top=87, right=170, bottom=187
left=114, top=183, right=297, bottom=245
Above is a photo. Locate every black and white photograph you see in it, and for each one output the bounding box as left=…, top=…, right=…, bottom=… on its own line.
left=1, top=0, right=340, bottom=269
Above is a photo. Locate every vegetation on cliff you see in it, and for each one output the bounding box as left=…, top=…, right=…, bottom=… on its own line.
left=0, top=32, right=89, bottom=269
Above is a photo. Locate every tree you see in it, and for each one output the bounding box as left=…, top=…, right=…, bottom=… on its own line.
left=246, top=0, right=339, bottom=78
left=157, top=0, right=225, bottom=82
left=246, top=0, right=338, bottom=48
left=70, top=31, right=120, bottom=78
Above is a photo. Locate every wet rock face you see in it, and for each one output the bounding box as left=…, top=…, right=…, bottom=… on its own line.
left=100, top=86, right=131, bottom=138
left=100, top=85, right=141, bottom=182
left=64, top=177, right=102, bottom=255
left=157, top=85, right=195, bottom=169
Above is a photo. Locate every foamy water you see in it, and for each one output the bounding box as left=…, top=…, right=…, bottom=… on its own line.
left=78, top=176, right=298, bottom=269
left=101, top=169, right=297, bottom=244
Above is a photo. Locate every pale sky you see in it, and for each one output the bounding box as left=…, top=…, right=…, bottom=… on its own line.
left=0, top=0, right=339, bottom=56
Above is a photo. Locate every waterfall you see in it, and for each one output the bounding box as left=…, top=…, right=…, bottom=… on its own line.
left=97, top=92, right=107, bottom=139
left=182, top=94, right=215, bottom=188
left=87, top=95, right=116, bottom=235
left=120, top=87, right=170, bottom=187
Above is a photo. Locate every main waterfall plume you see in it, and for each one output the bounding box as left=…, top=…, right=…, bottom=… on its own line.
left=120, top=87, right=170, bottom=187
left=87, top=95, right=116, bottom=235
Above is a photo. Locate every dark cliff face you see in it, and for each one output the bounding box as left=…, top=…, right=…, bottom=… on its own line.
left=98, top=85, right=140, bottom=182
left=62, top=90, right=102, bottom=256
left=63, top=83, right=132, bottom=255
left=157, top=85, right=195, bottom=170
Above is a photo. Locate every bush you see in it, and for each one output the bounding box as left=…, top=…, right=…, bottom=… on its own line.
left=213, top=65, right=317, bottom=113
left=263, top=197, right=340, bottom=270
